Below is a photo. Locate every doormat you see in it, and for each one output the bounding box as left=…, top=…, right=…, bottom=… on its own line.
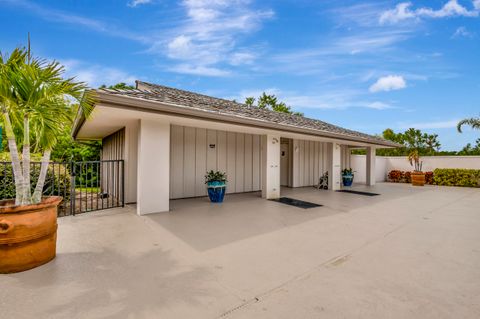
left=336, top=190, right=380, bottom=196
left=270, top=197, right=322, bottom=209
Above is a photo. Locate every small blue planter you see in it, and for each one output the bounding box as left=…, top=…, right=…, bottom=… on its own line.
left=342, top=174, right=354, bottom=187
left=207, top=181, right=226, bottom=203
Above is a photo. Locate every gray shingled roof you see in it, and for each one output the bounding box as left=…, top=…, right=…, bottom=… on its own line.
left=95, top=80, right=398, bottom=147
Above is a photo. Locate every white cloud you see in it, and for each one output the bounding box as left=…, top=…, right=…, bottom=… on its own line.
left=398, top=120, right=459, bottom=129
left=417, top=0, right=478, bottom=18
left=475, top=0, right=480, bottom=9
left=161, top=0, right=274, bottom=76
left=61, top=59, right=137, bottom=88
left=366, top=101, right=393, bottom=110
left=232, top=88, right=394, bottom=110
left=168, top=64, right=230, bottom=77
left=380, top=0, right=480, bottom=25
left=128, top=0, right=153, bottom=7
left=379, top=3, right=417, bottom=25
left=267, top=30, right=412, bottom=76
left=369, top=75, right=407, bottom=93
left=452, top=26, right=473, bottom=38
left=4, top=0, right=147, bottom=42
left=229, top=52, right=256, bottom=65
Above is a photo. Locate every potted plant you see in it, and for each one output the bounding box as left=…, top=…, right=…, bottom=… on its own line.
left=408, top=149, right=425, bottom=186
left=0, top=46, right=93, bottom=273
left=205, top=170, right=227, bottom=203
left=341, top=168, right=354, bottom=187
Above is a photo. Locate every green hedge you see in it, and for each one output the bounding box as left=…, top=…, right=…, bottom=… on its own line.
left=433, top=168, right=480, bottom=187
left=0, top=163, right=71, bottom=200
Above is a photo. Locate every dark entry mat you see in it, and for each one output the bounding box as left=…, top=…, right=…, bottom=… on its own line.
left=270, top=197, right=322, bottom=209
left=336, top=190, right=380, bottom=196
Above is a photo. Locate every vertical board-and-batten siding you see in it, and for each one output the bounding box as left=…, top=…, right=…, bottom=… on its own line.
left=101, top=128, right=125, bottom=160
left=170, top=125, right=262, bottom=199
left=101, top=128, right=125, bottom=202
left=292, top=139, right=330, bottom=187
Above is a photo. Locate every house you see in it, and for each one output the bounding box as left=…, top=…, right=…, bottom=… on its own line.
left=72, top=81, right=398, bottom=215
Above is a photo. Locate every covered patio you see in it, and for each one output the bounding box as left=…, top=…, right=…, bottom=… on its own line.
left=2, top=183, right=480, bottom=319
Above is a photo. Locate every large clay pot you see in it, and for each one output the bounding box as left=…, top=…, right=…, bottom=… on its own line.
left=0, top=196, right=62, bottom=274
left=411, top=172, right=425, bottom=186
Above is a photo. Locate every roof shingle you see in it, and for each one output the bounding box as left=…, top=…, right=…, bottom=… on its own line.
left=97, top=80, right=398, bottom=147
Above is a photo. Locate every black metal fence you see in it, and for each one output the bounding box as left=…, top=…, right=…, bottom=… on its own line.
left=0, top=160, right=124, bottom=216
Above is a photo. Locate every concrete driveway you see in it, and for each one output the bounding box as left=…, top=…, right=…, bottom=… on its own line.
left=1, top=183, right=480, bottom=319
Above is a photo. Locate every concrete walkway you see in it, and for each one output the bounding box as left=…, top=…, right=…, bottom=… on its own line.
left=1, top=183, right=479, bottom=319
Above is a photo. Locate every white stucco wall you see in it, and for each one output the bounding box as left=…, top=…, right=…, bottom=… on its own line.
left=137, top=119, right=170, bottom=215
left=384, top=156, right=480, bottom=172
left=351, top=155, right=480, bottom=183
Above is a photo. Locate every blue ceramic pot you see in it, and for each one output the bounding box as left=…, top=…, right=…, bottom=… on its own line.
left=207, top=181, right=226, bottom=203
left=342, top=174, right=354, bottom=187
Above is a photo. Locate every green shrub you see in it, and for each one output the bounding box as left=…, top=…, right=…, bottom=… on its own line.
left=0, top=163, right=71, bottom=200
left=433, top=168, right=480, bottom=187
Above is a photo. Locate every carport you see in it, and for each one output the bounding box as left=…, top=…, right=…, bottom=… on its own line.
left=73, top=81, right=398, bottom=215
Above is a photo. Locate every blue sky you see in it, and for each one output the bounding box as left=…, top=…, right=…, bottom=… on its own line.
left=1, top=0, right=479, bottom=150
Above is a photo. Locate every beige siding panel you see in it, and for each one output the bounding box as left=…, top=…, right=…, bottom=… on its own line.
left=206, top=129, right=217, bottom=171
left=226, top=132, right=237, bottom=194
left=235, top=133, right=245, bottom=193
left=170, top=125, right=184, bottom=198
left=101, top=128, right=125, bottom=161
left=305, top=141, right=310, bottom=185
left=195, top=128, right=207, bottom=196
left=299, top=140, right=305, bottom=186
left=312, top=142, right=316, bottom=185
left=323, top=142, right=327, bottom=174
left=101, top=128, right=125, bottom=203
left=314, top=142, right=319, bottom=185
left=183, top=126, right=196, bottom=197
left=252, top=135, right=260, bottom=191
left=244, top=134, right=253, bottom=192
left=217, top=131, right=227, bottom=173
left=170, top=126, right=262, bottom=198
left=290, top=139, right=332, bottom=187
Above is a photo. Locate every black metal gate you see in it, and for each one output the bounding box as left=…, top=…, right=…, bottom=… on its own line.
left=0, top=160, right=124, bottom=216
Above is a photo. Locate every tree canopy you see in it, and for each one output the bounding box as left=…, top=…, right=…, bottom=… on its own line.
left=244, top=93, right=303, bottom=116
left=99, top=82, right=134, bottom=90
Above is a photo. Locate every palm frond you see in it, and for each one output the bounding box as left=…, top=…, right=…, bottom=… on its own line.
left=457, top=117, right=480, bottom=133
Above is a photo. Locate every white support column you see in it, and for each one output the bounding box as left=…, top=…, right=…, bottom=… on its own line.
left=366, top=146, right=376, bottom=186
left=261, top=134, right=281, bottom=199
left=137, top=119, right=170, bottom=215
left=327, top=142, right=341, bottom=191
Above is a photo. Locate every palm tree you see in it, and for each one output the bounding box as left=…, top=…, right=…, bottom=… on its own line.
left=457, top=117, right=480, bottom=133
left=0, top=46, right=94, bottom=205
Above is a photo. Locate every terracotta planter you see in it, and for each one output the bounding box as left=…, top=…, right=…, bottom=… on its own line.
left=0, top=196, right=62, bottom=274
left=411, top=172, right=425, bottom=187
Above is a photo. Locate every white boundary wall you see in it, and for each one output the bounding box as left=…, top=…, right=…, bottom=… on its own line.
left=351, top=155, right=480, bottom=183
